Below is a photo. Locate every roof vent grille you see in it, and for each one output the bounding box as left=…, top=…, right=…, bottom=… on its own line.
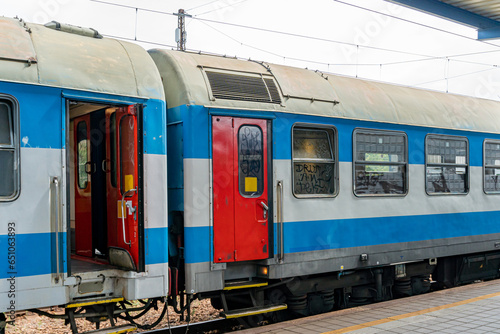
left=205, top=71, right=281, bottom=104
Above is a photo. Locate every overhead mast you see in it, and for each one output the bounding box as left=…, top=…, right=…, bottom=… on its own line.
left=174, top=9, right=192, bottom=51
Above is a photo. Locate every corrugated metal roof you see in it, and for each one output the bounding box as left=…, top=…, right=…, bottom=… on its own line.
left=441, top=0, right=500, bottom=22
left=387, top=0, right=500, bottom=39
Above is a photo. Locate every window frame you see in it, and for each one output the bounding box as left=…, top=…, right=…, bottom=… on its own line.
left=483, top=139, right=500, bottom=195
left=238, top=124, right=264, bottom=198
left=352, top=128, right=409, bottom=197
left=0, top=94, right=20, bottom=201
left=291, top=123, right=338, bottom=198
left=76, top=120, right=89, bottom=190
left=425, top=134, right=469, bottom=196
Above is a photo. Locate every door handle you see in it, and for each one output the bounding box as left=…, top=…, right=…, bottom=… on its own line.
left=121, top=188, right=137, bottom=247
left=259, top=201, right=269, bottom=219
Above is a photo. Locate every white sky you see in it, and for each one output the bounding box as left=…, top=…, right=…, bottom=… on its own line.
left=4, top=0, right=500, bottom=101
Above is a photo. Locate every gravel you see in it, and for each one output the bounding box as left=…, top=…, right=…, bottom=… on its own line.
left=5, top=298, right=222, bottom=334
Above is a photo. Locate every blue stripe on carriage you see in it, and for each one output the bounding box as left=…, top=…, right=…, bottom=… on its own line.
left=182, top=210, right=500, bottom=264
left=144, top=227, right=169, bottom=265
left=0, top=228, right=167, bottom=279
left=171, top=104, right=500, bottom=166
left=284, top=210, right=500, bottom=253
left=0, top=232, right=57, bottom=279
left=183, top=226, right=212, bottom=264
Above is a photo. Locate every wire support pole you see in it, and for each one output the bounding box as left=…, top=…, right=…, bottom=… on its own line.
left=174, top=9, right=192, bottom=51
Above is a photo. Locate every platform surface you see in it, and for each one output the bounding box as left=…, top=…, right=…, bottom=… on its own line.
left=239, top=279, right=500, bottom=334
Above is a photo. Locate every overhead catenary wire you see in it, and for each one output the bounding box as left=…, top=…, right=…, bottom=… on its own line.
left=197, top=17, right=500, bottom=70
left=331, top=0, right=500, bottom=57
left=89, top=0, right=500, bottom=88
left=90, top=0, right=500, bottom=68
left=89, top=0, right=437, bottom=59
left=187, top=0, right=222, bottom=12
left=193, top=0, right=250, bottom=17
left=411, top=66, right=499, bottom=87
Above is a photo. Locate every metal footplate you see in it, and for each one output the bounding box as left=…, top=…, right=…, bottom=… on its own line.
left=80, top=324, right=137, bottom=334
left=66, top=297, right=124, bottom=309
left=223, top=280, right=268, bottom=291
left=221, top=303, right=288, bottom=319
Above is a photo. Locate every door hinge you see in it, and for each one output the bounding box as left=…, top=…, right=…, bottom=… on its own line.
left=232, top=118, right=234, bottom=128
left=234, top=250, right=237, bottom=260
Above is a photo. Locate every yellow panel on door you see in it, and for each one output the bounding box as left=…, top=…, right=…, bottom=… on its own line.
left=117, top=200, right=126, bottom=218
left=124, top=174, right=134, bottom=192
left=245, top=177, right=257, bottom=193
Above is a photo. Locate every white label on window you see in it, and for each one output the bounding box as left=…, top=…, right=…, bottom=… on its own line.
left=428, top=167, right=442, bottom=174
left=428, top=155, right=442, bottom=164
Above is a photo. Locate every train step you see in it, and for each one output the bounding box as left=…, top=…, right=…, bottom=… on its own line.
left=80, top=324, right=137, bottom=334
left=223, top=280, right=268, bottom=291
left=221, top=303, right=288, bottom=319
left=66, top=297, right=124, bottom=309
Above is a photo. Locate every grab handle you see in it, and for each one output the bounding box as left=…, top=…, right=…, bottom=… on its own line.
left=51, top=177, right=62, bottom=283
left=277, top=180, right=284, bottom=263
left=121, top=188, right=137, bottom=247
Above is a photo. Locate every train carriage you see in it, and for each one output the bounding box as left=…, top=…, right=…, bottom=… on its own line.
left=0, top=17, right=168, bottom=333
left=149, top=49, right=500, bottom=318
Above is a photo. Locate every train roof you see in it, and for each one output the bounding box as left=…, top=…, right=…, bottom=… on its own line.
left=149, top=49, right=500, bottom=134
left=0, top=17, right=163, bottom=100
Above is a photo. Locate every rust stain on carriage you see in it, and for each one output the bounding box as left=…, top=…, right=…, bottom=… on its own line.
left=0, top=18, right=38, bottom=63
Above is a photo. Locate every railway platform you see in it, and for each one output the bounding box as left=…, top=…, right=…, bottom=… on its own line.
left=239, top=279, right=500, bottom=334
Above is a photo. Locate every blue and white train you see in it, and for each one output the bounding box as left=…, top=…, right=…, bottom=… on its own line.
left=150, top=49, right=500, bottom=318
left=2, top=16, right=500, bottom=333
left=0, top=17, right=167, bottom=333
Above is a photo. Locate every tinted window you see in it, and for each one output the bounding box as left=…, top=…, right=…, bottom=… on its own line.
left=484, top=140, right=500, bottom=194
left=238, top=125, right=263, bottom=197
left=293, top=126, right=336, bottom=196
left=76, top=121, right=89, bottom=189
left=0, top=98, right=19, bottom=200
left=426, top=135, right=468, bottom=194
left=110, top=112, right=117, bottom=188
left=0, top=103, right=12, bottom=145
left=120, top=115, right=136, bottom=195
left=353, top=129, right=408, bottom=196
left=0, top=150, right=15, bottom=197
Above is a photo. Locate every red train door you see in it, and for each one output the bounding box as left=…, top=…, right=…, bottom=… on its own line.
left=114, top=105, right=140, bottom=268
left=213, top=116, right=270, bottom=263
left=74, top=115, right=92, bottom=257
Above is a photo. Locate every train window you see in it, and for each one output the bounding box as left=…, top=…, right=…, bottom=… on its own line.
left=426, top=135, right=468, bottom=195
left=292, top=125, right=337, bottom=197
left=110, top=112, right=117, bottom=188
left=484, top=140, right=500, bottom=194
left=353, top=129, right=408, bottom=196
left=76, top=121, right=89, bottom=189
left=0, top=97, right=20, bottom=201
left=238, top=125, right=263, bottom=197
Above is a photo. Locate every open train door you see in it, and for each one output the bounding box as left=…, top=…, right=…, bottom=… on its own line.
left=213, top=116, right=270, bottom=263
left=109, top=105, right=142, bottom=271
